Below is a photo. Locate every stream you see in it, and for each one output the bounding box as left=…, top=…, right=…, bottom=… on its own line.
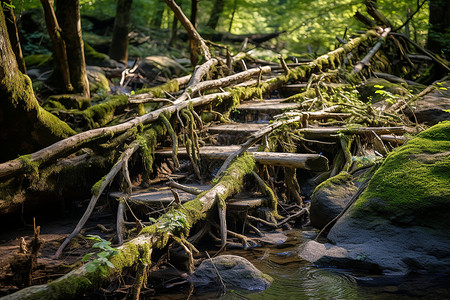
left=145, top=230, right=450, bottom=300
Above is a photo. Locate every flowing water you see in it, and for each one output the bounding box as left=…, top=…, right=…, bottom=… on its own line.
left=147, top=230, right=450, bottom=300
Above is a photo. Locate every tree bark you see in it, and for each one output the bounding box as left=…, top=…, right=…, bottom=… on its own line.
left=109, top=0, right=133, bottom=64
left=1, top=0, right=26, bottom=73
left=40, top=0, right=73, bottom=92
left=427, top=0, right=450, bottom=58
left=55, top=0, right=90, bottom=97
left=0, top=8, right=75, bottom=162
left=150, top=0, right=165, bottom=28
left=207, top=0, right=225, bottom=31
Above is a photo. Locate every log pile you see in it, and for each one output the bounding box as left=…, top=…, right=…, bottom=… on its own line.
left=1, top=1, right=448, bottom=299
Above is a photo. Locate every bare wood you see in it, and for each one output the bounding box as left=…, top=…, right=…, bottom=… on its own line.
left=40, top=0, right=72, bottom=91
left=175, top=66, right=271, bottom=105
left=297, top=126, right=406, bottom=137
left=55, top=141, right=140, bottom=258
left=354, top=27, right=391, bottom=73
left=214, top=115, right=303, bottom=178
left=380, top=134, right=406, bottom=145
left=166, top=181, right=207, bottom=195
left=217, top=195, right=227, bottom=249
left=158, top=145, right=329, bottom=171
left=116, top=200, right=125, bottom=245
left=277, top=207, right=308, bottom=227
left=0, top=92, right=231, bottom=179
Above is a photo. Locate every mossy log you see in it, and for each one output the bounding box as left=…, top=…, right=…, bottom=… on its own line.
left=2, top=155, right=256, bottom=300
left=0, top=92, right=231, bottom=180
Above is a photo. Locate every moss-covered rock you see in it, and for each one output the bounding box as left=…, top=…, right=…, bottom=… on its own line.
left=86, top=66, right=110, bottom=94
left=352, top=121, right=450, bottom=230
left=357, top=78, right=410, bottom=103
left=24, top=54, right=53, bottom=68
left=310, top=172, right=358, bottom=229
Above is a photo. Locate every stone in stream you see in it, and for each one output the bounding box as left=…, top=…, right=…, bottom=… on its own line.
left=190, top=255, right=273, bottom=291
left=300, top=122, right=450, bottom=275
left=309, top=172, right=357, bottom=230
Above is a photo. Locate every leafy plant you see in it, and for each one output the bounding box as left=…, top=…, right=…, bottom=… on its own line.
left=374, top=85, right=397, bottom=104
left=150, top=210, right=190, bottom=235
left=82, top=235, right=119, bottom=273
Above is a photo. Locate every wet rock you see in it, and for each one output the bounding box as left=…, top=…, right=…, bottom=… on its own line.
left=310, top=172, right=357, bottom=229
left=84, top=43, right=123, bottom=68
left=191, top=255, right=272, bottom=291
left=86, top=66, right=110, bottom=94
left=406, top=81, right=450, bottom=125
left=138, top=56, right=187, bottom=81
left=301, top=122, right=450, bottom=275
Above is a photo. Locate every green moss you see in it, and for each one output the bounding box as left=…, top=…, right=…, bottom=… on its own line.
left=352, top=121, right=450, bottom=230
left=24, top=53, right=52, bottom=68
left=81, top=95, right=129, bottom=129
left=18, top=154, right=40, bottom=175
left=135, top=79, right=180, bottom=97
left=84, top=42, right=108, bottom=62
left=91, top=176, right=106, bottom=196
left=313, top=171, right=353, bottom=195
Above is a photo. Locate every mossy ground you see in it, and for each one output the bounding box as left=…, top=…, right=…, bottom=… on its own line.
left=353, top=121, right=450, bottom=230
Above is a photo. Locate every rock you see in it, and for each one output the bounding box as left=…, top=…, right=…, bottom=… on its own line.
left=357, top=78, right=410, bottom=104
left=138, top=56, right=187, bottom=81
left=310, top=172, right=357, bottom=229
left=300, top=122, right=450, bottom=275
left=191, top=255, right=272, bottom=291
left=84, top=43, right=123, bottom=68
left=406, top=81, right=450, bottom=125
left=86, top=66, right=110, bottom=94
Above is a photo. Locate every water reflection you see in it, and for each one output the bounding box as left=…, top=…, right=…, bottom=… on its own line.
left=145, top=230, right=450, bottom=300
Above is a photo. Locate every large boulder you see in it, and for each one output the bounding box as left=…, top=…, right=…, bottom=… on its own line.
left=300, top=122, right=450, bottom=275
left=138, top=56, right=187, bottom=81
left=190, top=255, right=272, bottom=291
left=86, top=66, right=110, bottom=94
left=310, top=172, right=357, bottom=229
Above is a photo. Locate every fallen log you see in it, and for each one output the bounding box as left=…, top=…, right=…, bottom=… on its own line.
left=2, top=155, right=256, bottom=300
left=0, top=92, right=231, bottom=180
left=156, top=145, right=329, bottom=171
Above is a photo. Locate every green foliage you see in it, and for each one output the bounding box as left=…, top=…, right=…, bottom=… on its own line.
left=152, top=210, right=191, bottom=236
left=82, top=235, right=119, bottom=274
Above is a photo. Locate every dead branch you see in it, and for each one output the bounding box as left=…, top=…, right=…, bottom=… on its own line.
left=353, top=27, right=391, bottom=73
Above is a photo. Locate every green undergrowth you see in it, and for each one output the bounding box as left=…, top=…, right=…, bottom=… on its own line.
left=352, top=121, right=450, bottom=230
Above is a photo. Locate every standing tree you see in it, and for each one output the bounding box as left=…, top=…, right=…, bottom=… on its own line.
left=1, top=0, right=26, bottom=73
left=109, top=0, right=133, bottom=65
left=150, top=0, right=166, bottom=28
left=0, top=8, right=75, bottom=162
left=427, top=0, right=450, bottom=58
left=206, top=0, right=225, bottom=31
left=54, top=0, right=90, bottom=98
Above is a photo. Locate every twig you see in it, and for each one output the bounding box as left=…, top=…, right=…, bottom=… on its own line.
left=205, top=251, right=226, bottom=291
left=55, top=141, right=140, bottom=258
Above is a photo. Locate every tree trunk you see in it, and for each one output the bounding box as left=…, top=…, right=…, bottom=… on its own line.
left=190, top=0, right=198, bottom=29
left=206, top=0, right=225, bottom=31
left=1, top=0, right=26, bottom=73
left=55, top=0, right=90, bottom=98
left=150, top=0, right=165, bottom=28
left=0, top=8, right=75, bottom=162
left=109, top=0, right=133, bottom=64
left=427, top=0, right=450, bottom=58
left=40, top=0, right=73, bottom=92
